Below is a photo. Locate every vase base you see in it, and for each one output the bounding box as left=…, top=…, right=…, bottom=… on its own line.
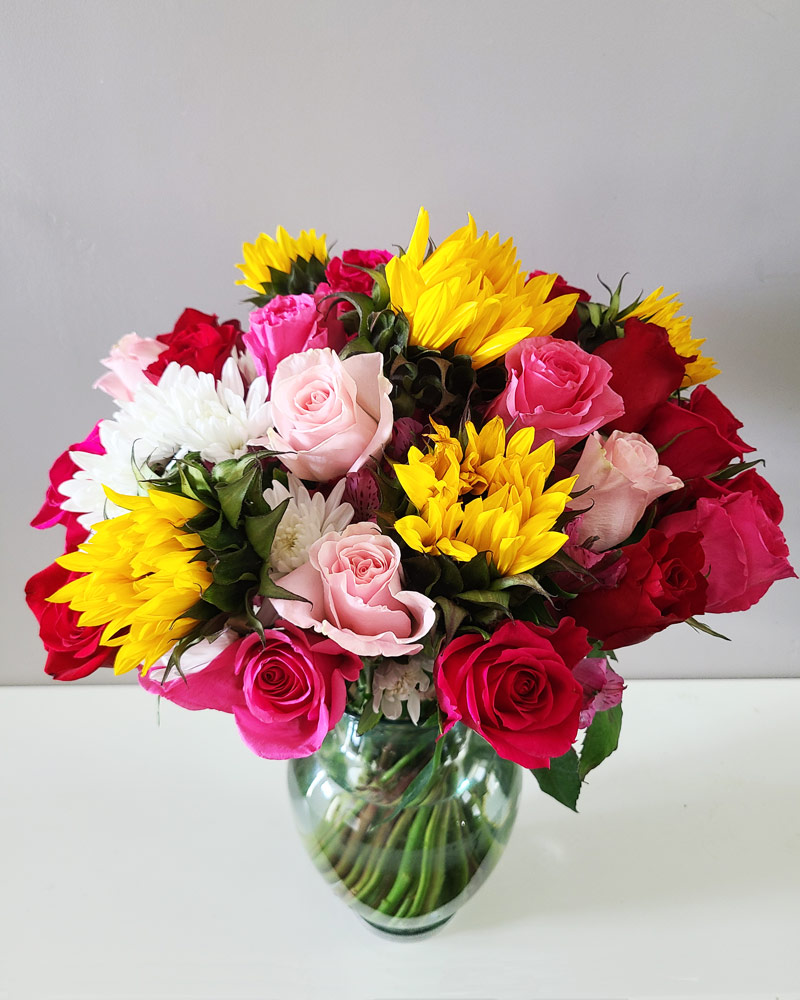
left=361, top=914, right=453, bottom=939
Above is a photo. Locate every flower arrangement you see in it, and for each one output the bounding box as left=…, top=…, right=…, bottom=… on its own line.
left=27, top=208, right=795, bottom=816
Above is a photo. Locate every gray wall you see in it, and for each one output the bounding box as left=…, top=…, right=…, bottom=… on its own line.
left=3, top=0, right=798, bottom=684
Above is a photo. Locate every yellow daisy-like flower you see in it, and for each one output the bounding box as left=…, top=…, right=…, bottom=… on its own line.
left=626, top=287, right=719, bottom=386
left=394, top=417, right=575, bottom=576
left=386, top=208, right=579, bottom=368
left=49, top=488, right=213, bottom=676
left=236, top=226, right=328, bottom=292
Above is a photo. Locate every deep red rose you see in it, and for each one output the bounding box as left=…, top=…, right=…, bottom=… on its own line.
left=31, top=422, right=104, bottom=549
left=567, top=529, right=708, bottom=649
left=434, top=618, right=589, bottom=769
left=657, top=473, right=795, bottom=614
left=594, top=317, right=687, bottom=432
left=25, top=562, right=114, bottom=680
left=145, top=308, right=242, bottom=381
left=325, top=249, right=393, bottom=297
left=641, top=385, right=753, bottom=480
left=528, top=271, right=590, bottom=341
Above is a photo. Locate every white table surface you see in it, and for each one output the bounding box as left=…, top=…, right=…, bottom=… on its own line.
left=1, top=679, right=798, bottom=1000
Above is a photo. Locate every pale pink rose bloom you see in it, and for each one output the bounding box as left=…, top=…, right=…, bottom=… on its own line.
left=257, top=348, right=393, bottom=483
left=271, top=522, right=436, bottom=658
left=93, top=332, right=167, bottom=402
left=486, top=336, right=624, bottom=454
left=568, top=430, right=682, bottom=551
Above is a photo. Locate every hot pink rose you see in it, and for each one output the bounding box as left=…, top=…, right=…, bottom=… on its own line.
left=260, top=348, right=393, bottom=482
left=93, top=332, right=167, bottom=402
left=325, top=248, right=393, bottom=296
left=271, top=523, right=436, bottom=658
left=568, top=430, right=682, bottom=550
left=487, top=336, right=624, bottom=453
left=658, top=480, right=796, bottom=613
left=31, top=422, right=104, bottom=549
left=244, top=293, right=344, bottom=383
left=434, top=618, right=590, bottom=769
left=139, top=624, right=362, bottom=759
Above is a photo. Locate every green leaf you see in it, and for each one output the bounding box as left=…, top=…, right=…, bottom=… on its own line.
left=685, top=616, right=731, bottom=641
left=356, top=700, right=383, bottom=735
left=178, top=462, right=218, bottom=507
left=257, top=564, right=307, bottom=602
left=579, top=704, right=623, bottom=780
left=708, top=458, right=766, bottom=482
left=434, top=596, right=468, bottom=643
left=211, top=546, right=260, bottom=585
left=381, top=739, right=444, bottom=825
left=244, top=499, right=290, bottom=560
left=489, top=572, right=551, bottom=596
left=456, top=589, right=512, bottom=612
left=215, top=460, right=259, bottom=527
left=531, top=748, right=581, bottom=812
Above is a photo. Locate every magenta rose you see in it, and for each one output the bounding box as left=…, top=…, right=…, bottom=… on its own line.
left=139, top=624, right=362, bottom=759
left=658, top=475, right=795, bottom=613
left=325, top=248, right=393, bottom=296
left=259, top=347, right=394, bottom=482
left=272, top=523, right=436, bottom=658
left=31, top=422, right=104, bottom=549
left=434, top=618, right=590, bottom=769
left=486, top=336, right=624, bottom=453
left=25, top=561, right=114, bottom=680
left=145, top=308, right=242, bottom=381
left=568, top=429, right=682, bottom=550
left=244, top=292, right=344, bottom=383
left=94, top=332, right=166, bottom=402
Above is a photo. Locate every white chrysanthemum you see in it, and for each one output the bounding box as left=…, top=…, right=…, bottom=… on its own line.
left=372, top=656, right=434, bottom=725
left=115, top=358, right=272, bottom=465
left=264, top=474, right=354, bottom=575
left=59, top=420, right=160, bottom=530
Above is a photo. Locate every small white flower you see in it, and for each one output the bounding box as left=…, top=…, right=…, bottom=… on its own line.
left=372, top=656, right=434, bottom=725
left=264, top=474, right=354, bottom=575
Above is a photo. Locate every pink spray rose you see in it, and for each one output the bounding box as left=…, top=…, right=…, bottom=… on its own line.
left=325, top=248, right=393, bottom=296
left=259, top=348, right=394, bottom=482
left=568, top=430, right=683, bottom=550
left=139, top=624, right=362, bottom=759
left=658, top=477, right=796, bottom=614
left=271, top=523, right=436, bottom=658
left=94, top=332, right=167, bottom=402
left=244, top=293, right=345, bottom=383
left=487, top=336, right=624, bottom=453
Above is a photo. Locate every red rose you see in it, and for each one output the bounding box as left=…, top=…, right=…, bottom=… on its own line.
left=567, top=529, right=708, bottom=649
left=657, top=473, right=795, bottom=613
left=145, top=308, right=242, bottom=381
left=594, top=317, right=687, bottom=432
left=434, top=618, right=589, bottom=769
left=325, top=249, right=393, bottom=297
left=642, top=385, right=753, bottom=480
left=528, top=271, right=589, bottom=341
left=31, top=422, right=104, bottom=549
left=25, top=562, right=114, bottom=680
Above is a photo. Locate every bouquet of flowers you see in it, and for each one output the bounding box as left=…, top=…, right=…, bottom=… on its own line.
left=26, top=208, right=794, bottom=932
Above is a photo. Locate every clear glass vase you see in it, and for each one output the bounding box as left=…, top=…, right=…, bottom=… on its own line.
left=288, top=712, right=521, bottom=937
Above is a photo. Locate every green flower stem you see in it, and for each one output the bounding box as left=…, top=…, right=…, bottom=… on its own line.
left=376, top=805, right=433, bottom=915
left=348, top=809, right=415, bottom=901
left=332, top=804, right=378, bottom=882
left=422, top=799, right=454, bottom=914
left=404, top=800, right=447, bottom=917
left=376, top=738, right=435, bottom=789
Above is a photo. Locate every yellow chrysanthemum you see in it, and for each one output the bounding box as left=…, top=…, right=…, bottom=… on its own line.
left=394, top=417, right=575, bottom=576
left=386, top=208, right=579, bottom=368
left=626, top=287, right=719, bottom=386
left=49, top=488, right=212, bottom=676
left=236, top=226, right=328, bottom=292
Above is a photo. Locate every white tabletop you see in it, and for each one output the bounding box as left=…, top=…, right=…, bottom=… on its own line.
left=1, top=679, right=798, bottom=1000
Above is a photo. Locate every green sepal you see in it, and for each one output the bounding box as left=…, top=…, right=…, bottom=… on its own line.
left=707, top=458, right=766, bottom=482
left=257, top=564, right=306, bottom=603
left=244, top=499, right=289, bottom=560
left=201, top=581, right=250, bottom=614
left=210, top=546, right=260, bottom=586
left=531, top=747, right=581, bottom=812
left=685, top=616, right=731, bottom=640
left=489, top=572, right=550, bottom=597
left=456, top=589, right=512, bottom=613
left=578, top=704, right=622, bottom=780
left=214, top=458, right=260, bottom=527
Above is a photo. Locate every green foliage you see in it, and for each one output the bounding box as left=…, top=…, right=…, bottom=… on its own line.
left=531, top=748, right=581, bottom=812
left=579, top=704, right=623, bottom=780
left=245, top=254, right=328, bottom=306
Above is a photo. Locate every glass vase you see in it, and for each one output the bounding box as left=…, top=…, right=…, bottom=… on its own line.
left=288, top=712, right=521, bottom=937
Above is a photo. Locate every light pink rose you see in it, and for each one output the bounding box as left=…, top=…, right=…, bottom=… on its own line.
left=260, top=348, right=393, bottom=482
left=486, top=336, right=624, bottom=453
left=271, top=523, right=436, bottom=658
left=568, top=430, right=682, bottom=551
left=244, top=292, right=345, bottom=383
left=93, top=332, right=166, bottom=402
